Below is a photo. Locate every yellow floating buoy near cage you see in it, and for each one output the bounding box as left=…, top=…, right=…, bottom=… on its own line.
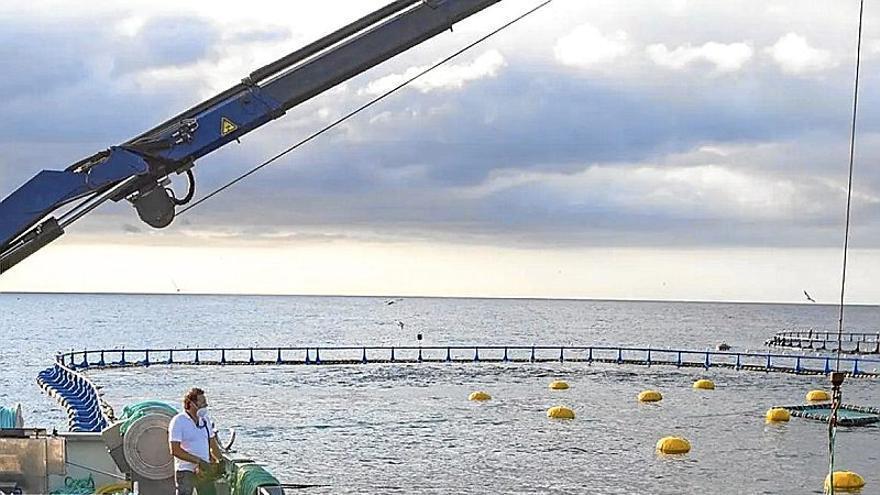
left=806, top=389, right=831, bottom=402
left=547, top=406, right=575, bottom=419
left=765, top=408, right=791, bottom=423
left=638, top=390, right=663, bottom=402
left=469, top=391, right=491, bottom=401
left=549, top=380, right=569, bottom=390
left=656, top=436, right=691, bottom=454
left=693, top=379, right=715, bottom=390
left=824, top=471, right=866, bottom=491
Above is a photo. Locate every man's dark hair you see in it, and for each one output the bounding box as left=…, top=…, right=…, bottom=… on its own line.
left=184, top=387, right=205, bottom=407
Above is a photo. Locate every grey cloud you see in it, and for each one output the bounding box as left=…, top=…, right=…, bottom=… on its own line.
left=111, top=17, right=221, bottom=75
left=0, top=21, right=96, bottom=98
left=0, top=16, right=216, bottom=146
left=228, top=27, right=291, bottom=45
left=208, top=63, right=865, bottom=193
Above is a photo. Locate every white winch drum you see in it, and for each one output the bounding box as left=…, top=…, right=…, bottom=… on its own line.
left=123, top=412, right=175, bottom=480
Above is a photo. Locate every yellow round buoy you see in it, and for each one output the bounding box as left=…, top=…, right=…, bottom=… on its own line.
left=656, top=436, right=691, bottom=454
left=824, top=471, right=866, bottom=491
left=468, top=391, right=491, bottom=401
left=549, top=380, right=569, bottom=390
left=693, top=379, right=715, bottom=390
left=765, top=408, right=791, bottom=423
left=546, top=406, right=575, bottom=419
left=806, top=389, right=831, bottom=402
left=638, top=390, right=663, bottom=402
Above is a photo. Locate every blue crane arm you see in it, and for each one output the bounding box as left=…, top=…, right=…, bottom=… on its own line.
left=0, top=0, right=502, bottom=274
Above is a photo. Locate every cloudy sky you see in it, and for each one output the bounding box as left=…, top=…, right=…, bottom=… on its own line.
left=2, top=0, right=880, bottom=302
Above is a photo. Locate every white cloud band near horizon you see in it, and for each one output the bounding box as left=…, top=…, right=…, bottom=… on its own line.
left=2, top=238, right=876, bottom=306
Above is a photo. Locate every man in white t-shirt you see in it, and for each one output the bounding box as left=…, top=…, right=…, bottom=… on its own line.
left=169, top=387, right=222, bottom=495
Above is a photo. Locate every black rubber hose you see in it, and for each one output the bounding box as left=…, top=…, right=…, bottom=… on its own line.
left=168, top=169, right=196, bottom=206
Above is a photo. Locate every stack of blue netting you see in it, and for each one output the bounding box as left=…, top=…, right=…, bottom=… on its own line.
left=36, top=364, right=107, bottom=432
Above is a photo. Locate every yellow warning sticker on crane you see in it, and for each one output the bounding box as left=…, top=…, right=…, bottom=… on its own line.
left=220, top=117, right=239, bottom=136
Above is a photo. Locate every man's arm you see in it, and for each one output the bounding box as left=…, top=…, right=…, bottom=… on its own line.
left=170, top=440, right=209, bottom=469
left=209, top=435, right=223, bottom=463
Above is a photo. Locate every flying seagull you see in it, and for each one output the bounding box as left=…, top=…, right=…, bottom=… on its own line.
left=804, top=290, right=816, bottom=303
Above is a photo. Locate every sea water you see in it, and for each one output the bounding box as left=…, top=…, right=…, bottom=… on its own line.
left=2, top=294, right=878, bottom=494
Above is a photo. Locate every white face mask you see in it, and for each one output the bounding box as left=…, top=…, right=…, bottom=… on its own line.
left=196, top=406, right=210, bottom=421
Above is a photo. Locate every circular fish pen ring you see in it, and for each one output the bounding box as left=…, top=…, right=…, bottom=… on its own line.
left=53, top=344, right=880, bottom=378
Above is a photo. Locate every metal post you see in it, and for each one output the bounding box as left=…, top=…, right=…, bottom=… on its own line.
left=120, top=350, right=127, bottom=366
left=795, top=356, right=801, bottom=373
left=249, top=348, right=255, bottom=364
left=144, top=350, right=150, bottom=367
left=735, top=353, right=741, bottom=370
left=824, top=357, right=832, bottom=375
left=418, top=347, right=423, bottom=362
left=530, top=346, right=536, bottom=363
left=194, top=349, right=199, bottom=364
left=617, top=348, right=622, bottom=364
left=98, top=351, right=105, bottom=367
left=853, top=358, right=860, bottom=375
left=588, top=347, right=593, bottom=363
left=315, top=348, right=321, bottom=365
left=81, top=351, right=89, bottom=368
left=704, top=351, right=710, bottom=369
left=446, top=347, right=451, bottom=362
left=362, top=348, right=368, bottom=364
left=304, top=349, right=311, bottom=365
left=503, top=347, right=509, bottom=362
left=766, top=352, right=771, bottom=371
left=559, top=347, right=564, bottom=363
left=474, top=347, right=479, bottom=362
left=221, top=349, right=226, bottom=365
left=646, top=349, right=652, bottom=367
left=168, top=350, right=174, bottom=365
left=676, top=351, right=681, bottom=368
left=277, top=348, right=283, bottom=364
left=390, top=347, right=395, bottom=363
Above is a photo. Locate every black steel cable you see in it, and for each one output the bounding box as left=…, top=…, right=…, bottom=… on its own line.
left=836, top=0, right=864, bottom=373
left=178, top=0, right=555, bottom=217
left=828, top=2, right=865, bottom=493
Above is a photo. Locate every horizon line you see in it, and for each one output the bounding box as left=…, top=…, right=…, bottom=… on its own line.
left=1, top=290, right=876, bottom=307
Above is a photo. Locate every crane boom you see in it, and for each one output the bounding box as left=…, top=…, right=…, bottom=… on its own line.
left=0, top=0, right=502, bottom=274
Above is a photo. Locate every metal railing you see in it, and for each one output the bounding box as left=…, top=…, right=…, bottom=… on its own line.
left=57, top=345, right=880, bottom=377
left=766, top=330, right=880, bottom=354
